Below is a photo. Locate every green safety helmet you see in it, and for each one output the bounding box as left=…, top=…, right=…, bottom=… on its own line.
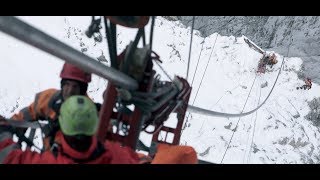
left=59, top=95, right=99, bottom=136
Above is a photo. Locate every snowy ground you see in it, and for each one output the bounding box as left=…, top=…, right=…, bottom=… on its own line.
left=0, top=16, right=320, bottom=164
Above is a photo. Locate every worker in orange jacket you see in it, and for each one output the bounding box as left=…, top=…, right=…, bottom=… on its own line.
left=9, top=62, right=97, bottom=150
left=2, top=62, right=198, bottom=164
left=305, top=78, right=312, bottom=90
left=0, top=95, right=139, bottom=164
left=0, top=96, right=197, bottom=164
left=267, top=53, right=278, bottom=68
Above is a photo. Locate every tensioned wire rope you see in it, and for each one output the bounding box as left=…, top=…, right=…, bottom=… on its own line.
left=220, top=73, right=258, bottom=163
left=187, top=51, right=288, bottom=118
left=246, top=32, right=294, bottom=164
left=246, top=86, right=261, bottom=163
left=155, top=18, right=287, bottom=120
left=240, top=74, right=261, bottom=164
left=156, top=37, right=287, bottom=119
left=154, top=36, right=287, bottom=164
left=153, top=19, right=289, bottom=165
left=183, top=35, right=218, bottom=129
left=183, top=35, right=219, bottom=131
left=186, top=16, right=195, bottom=81
left=240, top=77, right=261, bottom=164
left=220, top=38, right=290, bottom=163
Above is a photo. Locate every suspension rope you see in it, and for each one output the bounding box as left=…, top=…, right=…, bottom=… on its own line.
left=210, top=84, right=240, bottom=109
left=190, top=37, right=206, bottom=87
left=154, top=60, right=173, bottom=82
left=242, top=82, right=260, bottom=164
left=183, top=34, right=219, bottom=130
left=149, top=16, right=156, bottom=51
left=191, top=34, right=219, bottom=105
left=245, top=31, right=294, bottom=163
left=188, top=51, right=287, bottom=118
left=242, top=106, right=256, bottom=163
left=104, top=18, right=118, bottom=68
left=186, top=16, right=195, bottom=81
left=247, top=85, right=261, bottom=163
left=220, top=74, right=257, bottom=163
left=156, top=25, right=286, bottom=119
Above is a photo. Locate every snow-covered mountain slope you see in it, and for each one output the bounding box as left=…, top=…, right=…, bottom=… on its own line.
left=1, top=16, right=320, bottom=164
left=175, top=16, right=320, bottom=85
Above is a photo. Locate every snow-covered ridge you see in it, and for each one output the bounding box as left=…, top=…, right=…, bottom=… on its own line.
left=175, top=16, right=320, bottom=85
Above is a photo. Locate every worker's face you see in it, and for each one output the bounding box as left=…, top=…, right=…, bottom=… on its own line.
left=62, top=80, right=81, bottom=100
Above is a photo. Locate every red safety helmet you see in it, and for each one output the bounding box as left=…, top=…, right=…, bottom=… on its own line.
left=60, top=63, right=91, bottom=83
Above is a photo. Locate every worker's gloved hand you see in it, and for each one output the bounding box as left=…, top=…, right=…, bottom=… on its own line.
left=42, top=121, right=59, bottom=137
left=0, top=117, right=14, bottom=133
left=0, top=115, right=8, bottom=126
left=0, top=124, right=13, bottom=133
left=95, top=103, right=102, bottom=112
left=0, top=117, right=14, bottom=140
left=0, top=116, right=23, bottom=134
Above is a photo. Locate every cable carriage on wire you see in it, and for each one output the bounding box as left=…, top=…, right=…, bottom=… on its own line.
left=90, top=16, right=192, bottom=154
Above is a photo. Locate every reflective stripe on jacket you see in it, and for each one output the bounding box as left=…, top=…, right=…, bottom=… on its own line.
left=11, top=88, right=61, bottom=122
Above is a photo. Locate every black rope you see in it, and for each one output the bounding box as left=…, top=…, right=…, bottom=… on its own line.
left=154, top=60, right=173, bottom=82
left=149, top=16, right=155, bottom=51
left=241, top=82, right=260, bottom=164
left=220, top=74, right=257, bottom=163
left=104, top=18, right=118, bottom=68
left=242, top=104, right=256, bottom=163
left=190, top=38, right=206, bottom=87
left=188, top=37, right=288, bottom=118
left=182, top=38, right=207, bottom=130
left=191, top=35, right=219, bottom=105
left=246, top=31, right=294, bottom=164
left=220, top=32, right=292, bottom=163
left=142, top=28, right=146, bottom=46
left=110, top=22, right=117, bottom=61
left=247, top=85, right=261, bottom=163
left=183, top=34, right=218, bottom=131
left=186, top=16, right=195, bottom=81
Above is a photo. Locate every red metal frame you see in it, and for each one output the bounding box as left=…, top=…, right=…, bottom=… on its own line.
left=96, top=82, right=117, bottom=143
left=97, top=47, right=192, bottom=152
left=97, top=49, right=155, bottom=149
left=151, top=77, right=191, bottom=146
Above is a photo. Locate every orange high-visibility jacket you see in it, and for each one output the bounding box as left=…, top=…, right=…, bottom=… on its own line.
left=0, top=131, right=140, bottom=164
left=151, top=143, right=198, bottom=164
left=11, top=89, right=62, bottom=150
left=12, top=88, right=61, bottom=122
left=137, top=143, right=198, bottom=164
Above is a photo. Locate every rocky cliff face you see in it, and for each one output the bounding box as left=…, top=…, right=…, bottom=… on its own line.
left=171, top=16, right=320, bottom=83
